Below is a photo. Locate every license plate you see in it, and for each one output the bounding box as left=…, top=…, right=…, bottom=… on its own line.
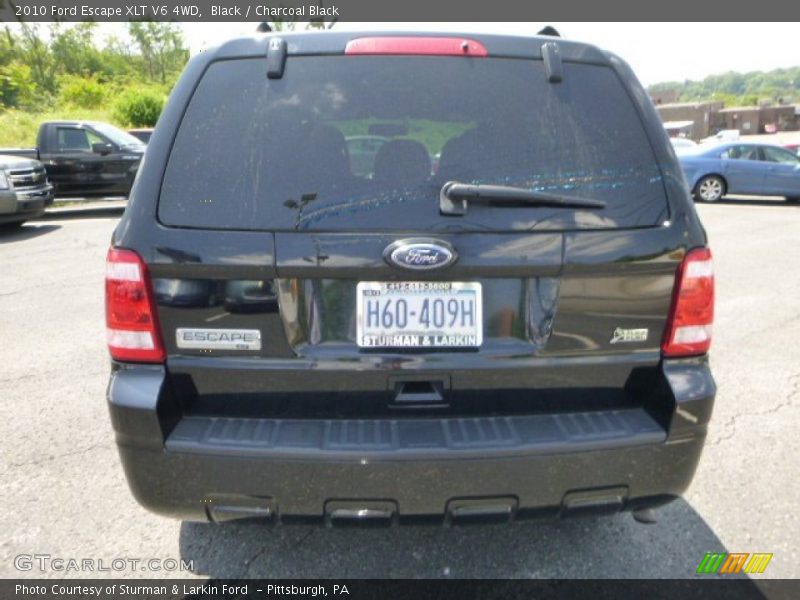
left=356, top=281, right=482, bottom=348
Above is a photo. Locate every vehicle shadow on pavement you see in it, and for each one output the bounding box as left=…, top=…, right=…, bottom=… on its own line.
left=179, top=499, right=739, bottom=578
left=0, top=223, right=60, bottom=243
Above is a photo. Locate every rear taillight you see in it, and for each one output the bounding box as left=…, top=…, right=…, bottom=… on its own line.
left=105, top=248, right=165, bottom=363
left=662, top=247, right=714, bottom=358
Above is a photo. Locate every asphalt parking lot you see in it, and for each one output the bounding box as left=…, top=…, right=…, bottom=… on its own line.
left=1, top=198, right=798, bottom=579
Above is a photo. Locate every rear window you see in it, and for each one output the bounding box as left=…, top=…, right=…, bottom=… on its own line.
left=159, top=56, right=668, bottom=231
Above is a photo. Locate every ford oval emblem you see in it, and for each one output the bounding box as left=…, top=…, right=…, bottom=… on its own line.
left=384, top=239, right=457, bottom=271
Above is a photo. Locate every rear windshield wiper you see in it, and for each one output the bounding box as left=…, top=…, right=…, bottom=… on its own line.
left=439, top=181, right=606, bottom=216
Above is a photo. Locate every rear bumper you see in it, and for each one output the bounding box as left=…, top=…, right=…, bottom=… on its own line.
left=107, top=359, right=714, bottom=523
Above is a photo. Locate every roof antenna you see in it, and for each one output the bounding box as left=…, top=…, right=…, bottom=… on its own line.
left=538, top=26, right=561, bottom=37
left=257, top=22, right=272, bottom=33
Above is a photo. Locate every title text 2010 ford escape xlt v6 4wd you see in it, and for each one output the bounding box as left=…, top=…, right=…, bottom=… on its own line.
left=106, top=31, right=715, bottom=525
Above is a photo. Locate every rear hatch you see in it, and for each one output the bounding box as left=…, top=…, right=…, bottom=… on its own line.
left=150, top=39, right=678, bottom=419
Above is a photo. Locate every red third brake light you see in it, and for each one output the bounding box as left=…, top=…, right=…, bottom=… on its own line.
left=662, top=248, right=714, bottom=358
left=105, top=248, right=165, bottom=363
left=344, top=37, right=488, bottom=57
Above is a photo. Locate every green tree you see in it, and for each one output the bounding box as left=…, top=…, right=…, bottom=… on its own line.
left=650, top=66, right=800, bottom=105
left=100, top=34, right=137, bottom=82
left=127, top=23, right=188, bottom=84
left=59, top=75, right=105, bottom=108
left=0, top=62, right=36, bottom=108
left=0, top=26, right=15, bottom=66
left=113, top=88, right=164, bottom=127
left=50, top=23, right=105, bottom=76
left=264, top=12, right=337, bottom=32
left=14, top=24, right=58, bottom=97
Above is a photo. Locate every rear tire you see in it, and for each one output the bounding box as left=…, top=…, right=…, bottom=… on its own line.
left=694, top=175, right=725, bottom=202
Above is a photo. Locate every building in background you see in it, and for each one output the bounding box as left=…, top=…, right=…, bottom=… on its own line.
left=655, top=100, right=800, bottom=140
left=655, top=101, right=724, bottom=140
left=715, top=105, right=797, bottom=135
left=662, top=120, right=695, bottom=138
left=651, top=89, right=681, bottom=105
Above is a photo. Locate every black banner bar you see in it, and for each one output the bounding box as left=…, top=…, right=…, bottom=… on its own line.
left=2, top=0, right=800, bottom=22
left=3, top=579, right=800, bottom=600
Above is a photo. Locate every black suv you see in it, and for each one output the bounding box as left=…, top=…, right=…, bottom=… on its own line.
left=106, top=31, right=715, bottom=524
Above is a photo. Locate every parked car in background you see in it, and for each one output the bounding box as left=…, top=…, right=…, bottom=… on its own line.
left=700, top=129, right=740, bottom=145
left=0, top=154, right=54, bottom=227
left=678, top=141, right=800, bottom=202
left=670, top=137, right=697, bottom=150
left=128, top=128, right=154, bottom=144
left=0, top=121, right=145, bottom=197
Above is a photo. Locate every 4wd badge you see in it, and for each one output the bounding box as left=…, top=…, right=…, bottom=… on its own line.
left=610, top=327, right=648, bottom=344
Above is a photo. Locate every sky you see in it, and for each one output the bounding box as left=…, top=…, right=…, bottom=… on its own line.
left=177, top=22, right=799, bottom=86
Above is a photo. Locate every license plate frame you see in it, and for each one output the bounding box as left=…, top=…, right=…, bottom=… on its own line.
left=356, top=281, right=483, bottom=349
